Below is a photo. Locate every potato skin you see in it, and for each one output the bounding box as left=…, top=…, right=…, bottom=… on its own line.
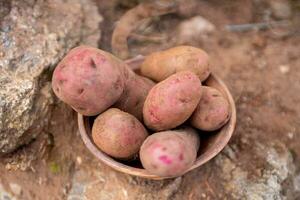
left=190, top=86, right=231, bottom=131
left=92, top=108, right=148, bottom=159
left=52, top=46, right=126, bottom=116
left=143, top=71, right=202, bottom=131
left=139, top=127, right=200, bottom=177
left=141, top=46, right=210, bottom=82
left=52, top=46, right=154, bottom=118
left=114, top=71, right=155, bottom=121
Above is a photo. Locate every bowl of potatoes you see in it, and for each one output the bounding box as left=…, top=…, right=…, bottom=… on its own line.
left=52, top=45, right=236, bottom=180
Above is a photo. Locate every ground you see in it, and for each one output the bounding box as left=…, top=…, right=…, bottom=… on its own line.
left=0, top=0, right=300, bottom=199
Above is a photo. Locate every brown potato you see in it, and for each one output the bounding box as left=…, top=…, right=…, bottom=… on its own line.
left=143, top=71, right=202, bottom=131
left=114, top=74, right=155, bottom=121
left=140, top=127, right=200, bottom=177
left=141, top=46, right=210, bottom=82
left=190, top=86, right=231, bottom=131
left=92, top=108, right=148, bottom=159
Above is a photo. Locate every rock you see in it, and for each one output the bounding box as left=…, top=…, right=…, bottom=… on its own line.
left=279, top=64, right=290, bottom=74
left=215, top=141, right=296, bottom=199
left=0, top=184, right=14, bottom=200
left=268, top=0, right=292, bottom=20
left=176, top=16, right=215, bottom=44
left=65, top=139, right=299, bottom=200
left=67, top=162, right=183, bottom=200
left=9, top=183, right=22, bottom=196
left=67, top=168, right=112, bottom=200
left=0, top=0, right=102, bottom=154
left=294, top=174, right=300, bottom=191
left=76, top=156, right=82, bottom=165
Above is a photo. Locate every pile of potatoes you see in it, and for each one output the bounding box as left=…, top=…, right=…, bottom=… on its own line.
left=52, top=45, right=231, bottom=177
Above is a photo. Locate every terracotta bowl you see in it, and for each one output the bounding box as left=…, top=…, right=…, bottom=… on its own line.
left=78, top=57, right=236, bottom=180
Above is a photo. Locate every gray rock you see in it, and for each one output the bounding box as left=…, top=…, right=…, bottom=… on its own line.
left=294, top=174, right=300, bottom=192
left=215, top=141, right=296, bottom=200
left=0, top=184, right=14, bottom=200
left=176, top=16, right=215, bottom=44
left=67, top=164, right=182, bottom=200
left=66, top=140, right=298, bottom=200
left=0, top=0, right=101, bottom=154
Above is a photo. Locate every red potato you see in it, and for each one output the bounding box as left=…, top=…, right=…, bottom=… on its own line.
left=114, top=75, right=155, bottom=121
left=52, top=46, right=125, bottom=116
left=92, top=108, right=148, bottom=159
left=141, top=46, right=210, bottom=82
left=190, top=86, right=231, bottom=131
left=139, top=127, right=200, bottom=177
left=52, top=46, right=154, bottom=118
left=143, top=71, right=202, bottom=131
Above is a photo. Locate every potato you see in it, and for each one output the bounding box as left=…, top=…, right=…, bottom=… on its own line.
left=52, top=46, right=154, bottom=118
left=143, top=71, right=202, bottom=131
left=139, top=127, right=200, bottom=177
left=114, top=74, right=155, bottom=121
left=190, top=86, right=231, bottom=131
left=92, top=108, right=148, bottom=159
left=141, top=46, right=210, bottom=82
left=52, top=46, right=126, bottom=116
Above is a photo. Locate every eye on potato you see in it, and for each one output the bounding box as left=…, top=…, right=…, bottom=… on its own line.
left=143, top=71, right=202, bottom=131
left=190, top=86, right=231, bottom=131
left=92, top=108, right=148, bottom=159
left=139, top=127, right=200, bottom=177
left=141, top=45, right=210, bottom=82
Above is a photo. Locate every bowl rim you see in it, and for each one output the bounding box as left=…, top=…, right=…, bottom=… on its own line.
left=78, top=73, right=236, bottom=180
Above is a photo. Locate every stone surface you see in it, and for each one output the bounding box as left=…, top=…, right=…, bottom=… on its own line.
left=176, top=16, right=215, bottom=44
left=66, top=140, right=297, bottom=200
left=0, top=184, right=14, bottom=200
left=294, top=174, right=300, bottom=192
left=0, top=0, right=102, bottom=154
left=68, top=164, right=184, bottom=200
left=216, top=142, right=295, bottom=200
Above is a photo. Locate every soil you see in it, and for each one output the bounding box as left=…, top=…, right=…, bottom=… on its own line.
left=0, top=0, right=300, bottom=199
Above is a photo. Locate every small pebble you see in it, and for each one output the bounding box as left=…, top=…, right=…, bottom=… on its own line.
left=256, top=59, right=267, bottom=69
left=279, top=65, right=290, bottom=74
left=76, top=156, right=82, bottom=165
left=287, top=132, right=294, bottom=139
left=177, top=16, right=215, bottom=44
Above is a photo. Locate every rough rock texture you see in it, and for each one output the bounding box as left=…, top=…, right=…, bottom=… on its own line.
left=67, top=163, right=184, bottom=200
left=216, top=143, right=295, bottom=200
left=0, top=183, right=14, bottom=200
left=65, top=141, right=297, bottom=200
left=0, top=0, right=102, bottom=154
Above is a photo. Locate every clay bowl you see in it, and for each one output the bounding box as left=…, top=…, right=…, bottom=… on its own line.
left=78, top=56, right=236, bottom=180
